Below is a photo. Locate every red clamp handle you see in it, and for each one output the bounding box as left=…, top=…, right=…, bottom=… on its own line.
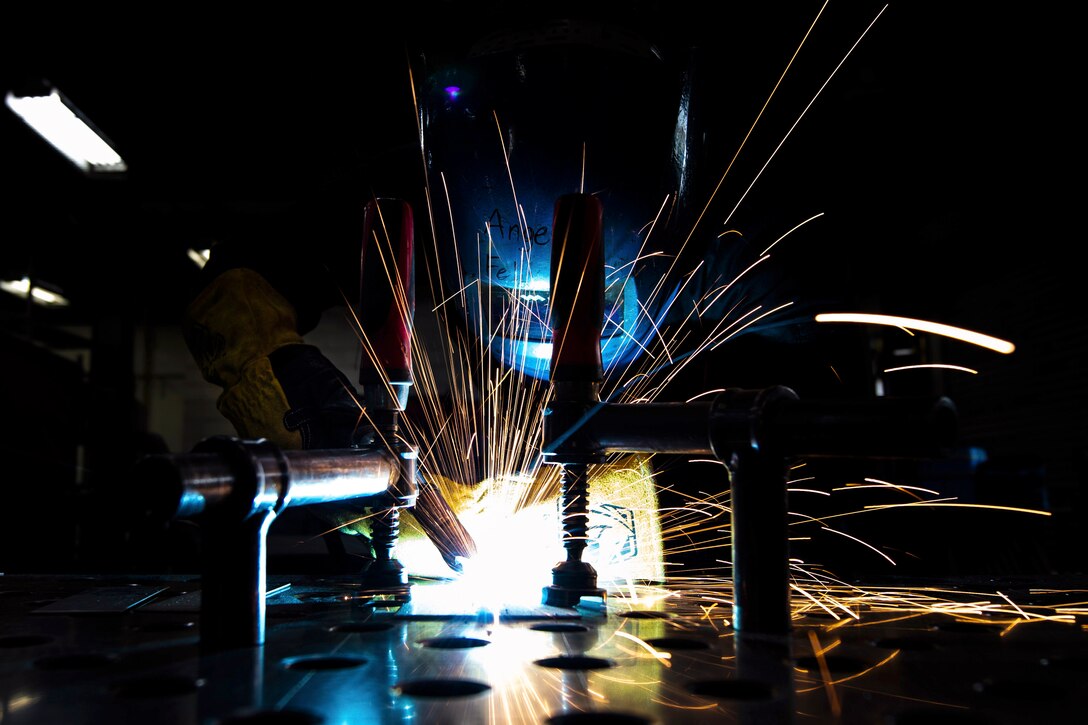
left=359, top=198, right=415, bottom=389
left=549, top=193, right=604, bottom=384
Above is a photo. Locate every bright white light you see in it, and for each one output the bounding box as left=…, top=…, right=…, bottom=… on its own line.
left=1, top=278, right=31, bottom=295
left=5, top=88, right=127, bottom=174
left=30, top=287, right=66, bottom=305
left=815, top=313, right=1015, bottom=354
left=503, top=340, right=553, bottom=364
left=452, top=502, right=561, bottom=608
left=0, top=277, right=69, bottom=307
left=884, top=363, right=978, bottom=374
left=6, top=692, right=41, bottom=713
left=188, top=248, right=211, bottom=268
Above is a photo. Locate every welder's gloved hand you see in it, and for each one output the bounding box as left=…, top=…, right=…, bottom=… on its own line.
left=182, top=265, right=476, bottom=572
left=182, top=267, right=370, bottom=450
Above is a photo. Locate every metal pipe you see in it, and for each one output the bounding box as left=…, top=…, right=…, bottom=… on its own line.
left=130, top=436, right=404, bottom=651
left=538, top=192, right=958, bottom=632
left=544, top=386, right=956, bottom=633
left=134, top=445, right=398, bottom=521
left=546, top=393, right=956, bottom=460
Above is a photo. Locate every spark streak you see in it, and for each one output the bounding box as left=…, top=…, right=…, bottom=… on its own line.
left=613, top=631, right=673, bottom=665
left=815, top=313, right=1016, bottom=353
left=327, top=13, right=1067, bottom=716
left=884, top=363, right=978, bottom=374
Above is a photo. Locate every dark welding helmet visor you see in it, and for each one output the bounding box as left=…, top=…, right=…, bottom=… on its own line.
left=421, top=18, right=691, bottom=380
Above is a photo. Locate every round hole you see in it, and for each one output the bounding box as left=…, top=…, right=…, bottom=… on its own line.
left=217, top=708, right=325, bottom=725
left=531, top=623, right=590, bottom=633
left=0, top=634, right=53, bottom=648
left=331, top=622, right=394, bottom=634
left=645, top=637, right=709, bottom=651
left=420, top=636, right=490, bottom=649
left=534, top=656, right=614, bottom=671
left=620, top=610, right=671, bottom=619
left=283, top=655, right=367, bottom=671
left=395, top=679, right=491, bottom=698
left=794, top=655, right=871, bottom=674
left=546, top=713, right=653, bottom=725
left=112, top=676, right=203, bottom=699
left=35, top=653, right=115, bottom=670
left=688, top=679, right=774, bottom=701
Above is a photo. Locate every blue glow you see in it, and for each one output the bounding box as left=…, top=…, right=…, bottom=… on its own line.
left=482, top=277, right=681, bottom=381
left=492, top=319, right=657, bottom=381
left=444, top=86, right=461, bottom=100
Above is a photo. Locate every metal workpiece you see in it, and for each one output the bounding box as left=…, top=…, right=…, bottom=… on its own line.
left=4, top=573, right=1088, bottom=725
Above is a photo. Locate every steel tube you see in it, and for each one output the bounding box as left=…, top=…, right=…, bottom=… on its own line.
left=132, top=445, right=399, bottom=520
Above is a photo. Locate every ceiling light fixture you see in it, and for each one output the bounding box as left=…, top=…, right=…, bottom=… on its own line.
left=187, top=248, right=211, bottom=269
left=0, top=277, right=70, bottom=307
left=5, top=80, right=127, bottom=175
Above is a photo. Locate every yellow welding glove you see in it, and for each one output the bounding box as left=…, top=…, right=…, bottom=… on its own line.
left=182, top=267, right=367, bottom=450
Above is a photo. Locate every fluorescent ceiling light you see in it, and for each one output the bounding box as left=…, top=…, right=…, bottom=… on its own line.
left=1, top=277, right=70, bottom=307
left=5, top=83, right=127, bottom=175
left=187, top=248, right=211, bottom=268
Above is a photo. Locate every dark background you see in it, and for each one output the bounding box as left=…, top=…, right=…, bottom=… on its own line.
left=0, top=2, right=1081, bottom=580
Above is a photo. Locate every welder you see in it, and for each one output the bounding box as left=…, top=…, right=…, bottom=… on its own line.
left=180, top=5, right=816, bottom=583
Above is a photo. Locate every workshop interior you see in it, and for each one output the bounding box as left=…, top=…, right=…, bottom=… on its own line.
left=0, top=2, right=1083, bottom=724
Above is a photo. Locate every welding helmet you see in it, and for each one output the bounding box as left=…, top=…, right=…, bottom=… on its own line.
left=420, top=15, right=701, bottom=380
